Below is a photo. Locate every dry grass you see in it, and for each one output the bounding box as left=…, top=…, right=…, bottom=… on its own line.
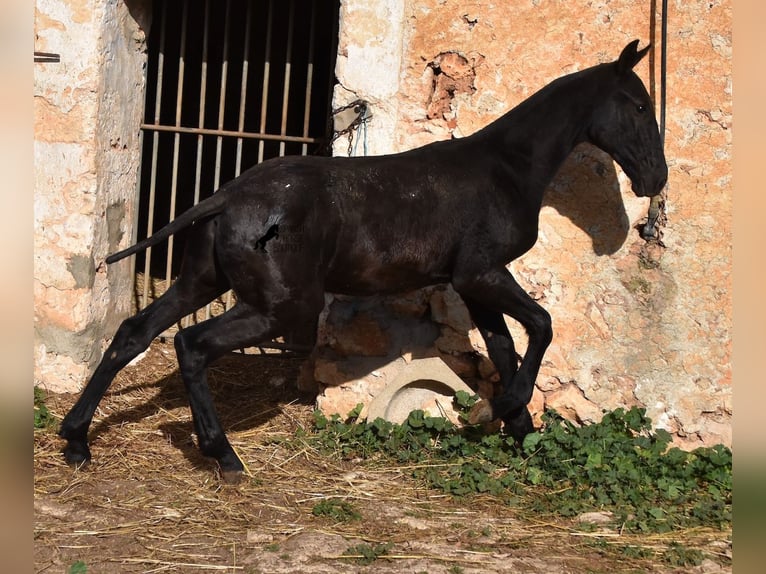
left=34, top=339, right=731, bottom=573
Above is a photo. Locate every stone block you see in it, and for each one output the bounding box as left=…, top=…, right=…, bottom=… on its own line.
left=545, top=384, right=603, bottom=425
left=365, top=357, right=475, bottom=426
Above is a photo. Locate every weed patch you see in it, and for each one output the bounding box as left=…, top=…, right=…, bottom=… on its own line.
left=312, top=498, right=362, bottom=522
left=342, top=542, right=393, bottom=565
left=298, top=396, right=731, bottom=535
left=662, top=542, right=706, bottom=566
left=34, top=387, right=55, bottom=430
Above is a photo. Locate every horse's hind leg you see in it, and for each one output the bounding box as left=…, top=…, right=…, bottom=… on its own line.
left=172, top=295, right=323, bottom=483
left=59, top=225, right=228, bottom=466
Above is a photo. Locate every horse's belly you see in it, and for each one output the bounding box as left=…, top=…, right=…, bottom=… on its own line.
left=324, top=248, right=452, bottom=296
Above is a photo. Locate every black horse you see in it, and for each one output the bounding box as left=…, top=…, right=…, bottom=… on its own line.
left=60, top=41, right=667, bottom=483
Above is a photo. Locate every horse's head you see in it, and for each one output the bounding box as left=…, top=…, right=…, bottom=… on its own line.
left=587, top=40, right=668, bottom=198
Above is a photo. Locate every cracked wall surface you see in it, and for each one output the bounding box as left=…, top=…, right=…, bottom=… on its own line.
left=326, top=0, right=731, bottom=448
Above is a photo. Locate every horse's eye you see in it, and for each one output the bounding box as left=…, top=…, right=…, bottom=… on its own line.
left=637, top=104, right=647, bottom=114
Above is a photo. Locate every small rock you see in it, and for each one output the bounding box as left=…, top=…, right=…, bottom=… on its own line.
left=577, top=511, right=615, bottom=525
left=246, top=530, right=274, bottom=544
left=396, top=516, right=432, bottom=530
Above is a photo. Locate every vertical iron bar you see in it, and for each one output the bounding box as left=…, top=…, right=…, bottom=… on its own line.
left=279, top=0, right=296, bottom=157
left=130, top=127, right=144, bottom=306
left=216, top=0, right=233, bottom=313
left=194, top=0, right=210, bottom=208
left=184, top=0, right=210, bottom=328
left=141, top=0, right=168, bottom=310
left=301, top=0, right=317, bottom=156
left=214, top=0, right=232, bottom=190
left=235, top=2, right=253, bottom=176
left=165, top=0, right=189, bottom=292
left=258, top=0, right=274, bottom=163
left=224, top=1, right=255, bottom=315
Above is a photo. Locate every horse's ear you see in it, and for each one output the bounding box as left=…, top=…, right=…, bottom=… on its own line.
left=616, top=40, right=651, bottom=75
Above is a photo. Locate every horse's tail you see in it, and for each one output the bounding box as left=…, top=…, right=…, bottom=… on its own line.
left=105, top=191, right=228, bottom=264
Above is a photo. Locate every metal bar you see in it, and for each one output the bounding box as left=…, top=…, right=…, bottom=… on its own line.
left=193, top=0, right=210, bottom=208
left=224, top=2, right=255, bottom=316
left=235, top=2, right=253, bottom=177
left=215, top=0, right=233, bottom=315
left=34, top=52, right=60, bottom=63
left=165, top=0, right=189, bottom=292
left=141, top=0, right=168, bottom=310
left=181, top=0, right=211, bottom=328
left=258, top=0, right=274, bottom=163
left=129, top=128, right=144, bottom=297
left=279, top=0, right=296, bottom=157
left=140, top=123, right=319, bottom=144
left=214, top=0, right=232, bottom=190
left=301, top=0, right=317, bottom=155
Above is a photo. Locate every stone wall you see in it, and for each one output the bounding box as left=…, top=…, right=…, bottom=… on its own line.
left=322, top=0, right=732, bottom=448
left=34, top=0, right=150, bottom=392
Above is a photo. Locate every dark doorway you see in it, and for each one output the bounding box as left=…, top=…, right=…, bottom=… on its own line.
left=135, top=0, right=339, bottom=308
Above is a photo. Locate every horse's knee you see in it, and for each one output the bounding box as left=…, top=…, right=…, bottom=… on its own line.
left=103, top=314, right=157, bottom=365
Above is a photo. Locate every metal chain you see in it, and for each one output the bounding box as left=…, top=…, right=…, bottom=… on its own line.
left=330, top=99, right=371, bottom=156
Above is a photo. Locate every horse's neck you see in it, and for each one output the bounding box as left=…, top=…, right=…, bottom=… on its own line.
left=476, top=73, right=598, bottom=203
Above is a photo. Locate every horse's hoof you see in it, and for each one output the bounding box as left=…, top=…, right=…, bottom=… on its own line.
left=220, top=469, right=244, bottom=485
left=467, top=400, right=495, bottom=425
left=63, top=442, right=92, bottom=468
left=502, top=408, right=535, bottom=443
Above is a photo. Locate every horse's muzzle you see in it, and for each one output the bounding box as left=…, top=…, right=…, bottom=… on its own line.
left=632, top=167, right=667, bottom=197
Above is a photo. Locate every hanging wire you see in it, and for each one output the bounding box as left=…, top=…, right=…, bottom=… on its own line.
left=641, top=0, right=668, bottom=241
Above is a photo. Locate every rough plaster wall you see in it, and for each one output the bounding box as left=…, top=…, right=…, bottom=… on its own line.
left=328, top=0, right=731, bottom=447
left=34, top=0, right=149, bottom=392
left=332, top=0, right=406, bottom=156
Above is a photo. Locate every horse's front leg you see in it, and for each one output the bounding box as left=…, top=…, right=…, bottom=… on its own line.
left=453, top=267, right=552, bottom=441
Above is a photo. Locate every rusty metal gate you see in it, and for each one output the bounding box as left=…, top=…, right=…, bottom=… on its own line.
left=134, top=0, right=339, bottom=327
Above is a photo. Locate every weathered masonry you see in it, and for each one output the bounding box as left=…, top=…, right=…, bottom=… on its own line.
left=35, top=0, right=150, bottom=391
left=34, top=0, right=731, bottom=448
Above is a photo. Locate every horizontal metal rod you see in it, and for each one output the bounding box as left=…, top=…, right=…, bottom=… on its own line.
left=34, top=51, right=61, bottom=63
left=140, top=123, right=321, bottom=144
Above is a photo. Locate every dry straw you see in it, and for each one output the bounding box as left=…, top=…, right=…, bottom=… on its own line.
left=35, top=339, right=730, bottom=572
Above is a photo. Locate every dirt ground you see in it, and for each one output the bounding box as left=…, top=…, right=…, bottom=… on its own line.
left=34, top=340, right=732, bottom=573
